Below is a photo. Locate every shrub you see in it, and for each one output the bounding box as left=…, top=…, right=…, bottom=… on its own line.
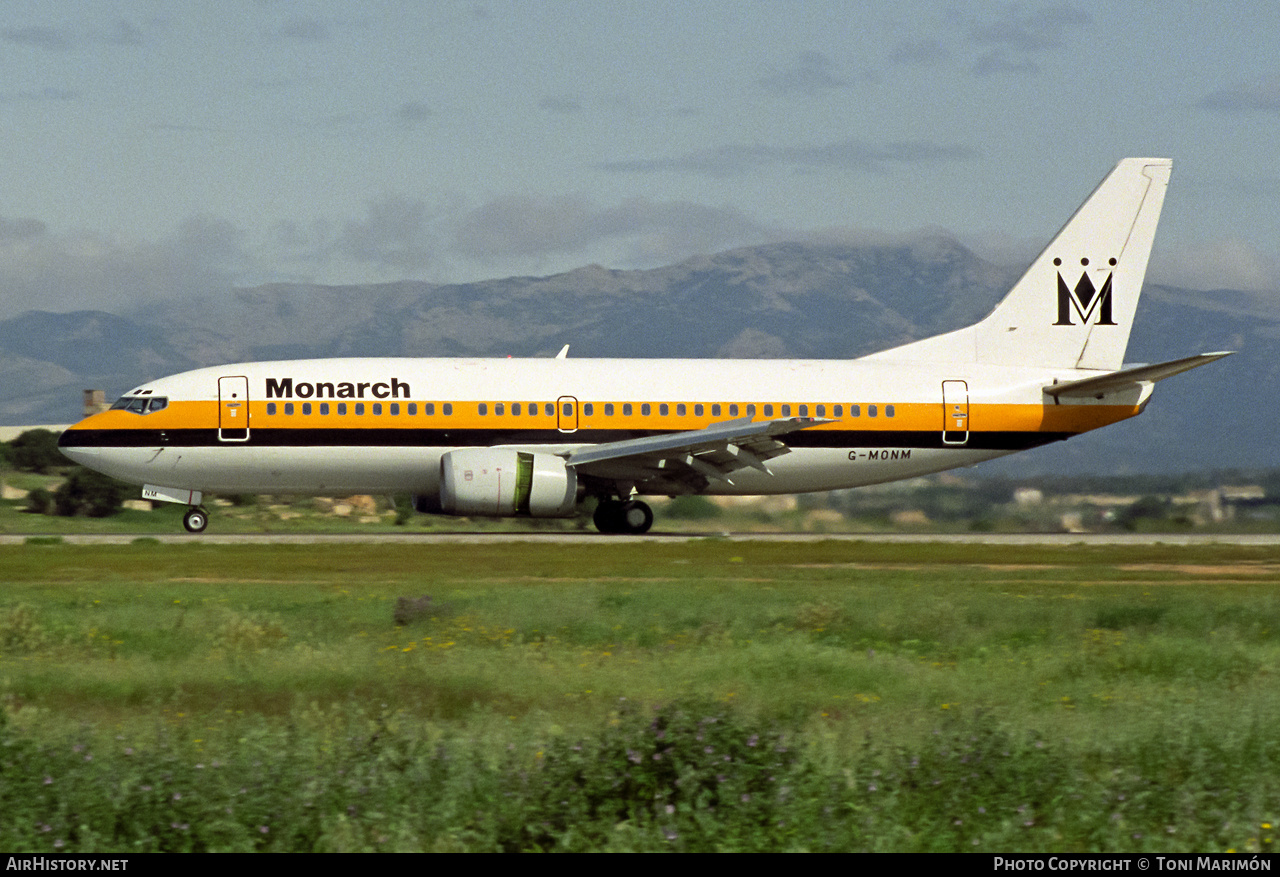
left=663, top=496, right=723, bottom=520
left=24, top=488, right=54, bottom=515
left=8, top=430, right=64, bottom=474
left=53, top=468, right=130, bottom=517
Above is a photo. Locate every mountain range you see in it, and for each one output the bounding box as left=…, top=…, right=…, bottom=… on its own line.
left=1, top=236, right=1269, bottom=476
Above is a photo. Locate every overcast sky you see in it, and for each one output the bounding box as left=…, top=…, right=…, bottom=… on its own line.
left=1, top=1, right=1277, bottom=317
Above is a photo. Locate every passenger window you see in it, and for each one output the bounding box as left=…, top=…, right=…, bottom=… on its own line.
left=781, top=404, right=791, bottom=417
left=745, top=404, right=755, bottom=416
left=373, top=403, right=383, bottom=415
left=886, top=405, right=895, bottom=417
left=355, top=403, right=365, bottom=415
left=338, top=403, right=347, bottom=415
left=443, top=403, right=453, bottom=415
left=425, top=403, right=434, bottom=415
left=478, top=403, right=488, bottom=415
left=605, top=403, right=614, bottom=416
left=623, top=403, right=633, bottom=416
left=267, top=403, right=277, bottom=415
left=816, top=404, right=825, bottom=417
left=390, top=403, right=399, bottom=415
left=528, top=403, right=537, bottom=415
left=562, top=402, right=572, bottom=417
left=677, top=403, right=687, bottom=416
left=694, top=404, right=703, bottom=416
left=729, top=404, right=738, bottom=416
left=303, top=403, right=312, bottom=415
left=495, top=403, right=504, bottom=415
left=407, top=403, right=417, bottom=415
left=763, top=404, right=774, bottom=416
left=285, top=403, right=295, bottom=415
left=660, top=403, right=669, bottom=416
left=799, top=404, right=808, bottom=416
left=545, top=403, right=554, bottom=416
left=583, top=403, right=593, bottom=416
left=850, top=405, right=860, bottom=417
left=512, top=403, right=521, bottom=415
left=833, top=404, right=842, bottom=417
left=641, top=403, right=651, bottom=416
left=321, top=403, right=330, bottom=415
left=868, top=405, right=877, bottom=417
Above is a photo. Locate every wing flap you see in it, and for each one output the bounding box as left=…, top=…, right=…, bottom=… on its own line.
left=567, top=416, right=831, bottom=492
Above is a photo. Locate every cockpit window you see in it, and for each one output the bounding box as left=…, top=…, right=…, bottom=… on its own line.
left=110, top=396, right=168, bottom=415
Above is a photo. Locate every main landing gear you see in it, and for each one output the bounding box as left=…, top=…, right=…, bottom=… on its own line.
left=593, top=499, right=654, bottom=535
left=183, top=506, right=210, bottom=533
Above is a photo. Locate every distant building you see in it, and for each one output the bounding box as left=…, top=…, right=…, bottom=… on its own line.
left=84, top=390, right=109, bottom=416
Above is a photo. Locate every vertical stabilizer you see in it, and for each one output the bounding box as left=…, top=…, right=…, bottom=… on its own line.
left=866, top=158, right=1171, bottom=370
left=974, top=157, right=1171, bottom=370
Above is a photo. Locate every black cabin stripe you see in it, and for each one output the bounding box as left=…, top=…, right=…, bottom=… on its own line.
left=60, top=427, right=1072, bottom=452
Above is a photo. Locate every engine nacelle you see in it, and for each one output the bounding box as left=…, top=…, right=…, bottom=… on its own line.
left=437, top=448, right=577, bottom=517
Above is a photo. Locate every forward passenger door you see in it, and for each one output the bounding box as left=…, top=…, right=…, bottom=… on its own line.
left=218, top=376, right=250, bottom=442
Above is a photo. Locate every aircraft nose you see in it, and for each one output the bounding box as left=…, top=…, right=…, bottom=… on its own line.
left=57, top=426, right=100, bottom=463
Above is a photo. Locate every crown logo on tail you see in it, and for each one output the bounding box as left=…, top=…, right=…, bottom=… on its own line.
left=1054, top=270, right=1115, bottom=326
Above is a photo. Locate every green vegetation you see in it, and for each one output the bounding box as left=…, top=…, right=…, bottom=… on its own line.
left=6, top=429, right=62, bottom=474
left=2, top=541, right=1280, bottom=851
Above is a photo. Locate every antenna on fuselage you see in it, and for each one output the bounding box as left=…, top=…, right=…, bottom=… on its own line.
left=555, top=344, right=569, bottom=360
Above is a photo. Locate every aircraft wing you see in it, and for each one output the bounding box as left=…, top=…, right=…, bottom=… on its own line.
left=566, top=416, right=832, bottom=494
left=1043, top=352, right=1233, bottom=399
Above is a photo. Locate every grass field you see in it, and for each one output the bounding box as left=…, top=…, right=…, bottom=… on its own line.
left=3, top=539, right=1279, bottom=851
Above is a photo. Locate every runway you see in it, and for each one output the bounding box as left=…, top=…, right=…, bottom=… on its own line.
left=4, top=531, right=1279, bottom=546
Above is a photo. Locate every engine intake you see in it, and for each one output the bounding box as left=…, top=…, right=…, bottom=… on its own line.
left=436, top=448, right=576, bottom=517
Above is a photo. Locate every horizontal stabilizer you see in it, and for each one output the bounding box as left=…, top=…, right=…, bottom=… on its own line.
left=1043, top=351, right=1233, bottom=399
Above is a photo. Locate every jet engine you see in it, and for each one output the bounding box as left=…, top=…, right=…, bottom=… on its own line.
left=431, top=448, right=577, bottom=517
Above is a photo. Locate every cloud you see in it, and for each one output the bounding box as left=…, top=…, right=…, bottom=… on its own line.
left=1200, top=78, right=1280, bottom=114
left=889, top=39, right=952, bottom=67
left=0, top=218, right=47, bottom=241
left=538, top=96, right=582, bottom=114
left=451, top=195, right=769, bottom=265
left=397, top=101, right=433, bottom=123
left=601, top=138, right=974, bottom=177
left=757, top=51, right=851, bottom=95
left=1, top=87, right=80, bottom=103
left=100, top=19, right=144, bottom=47
left=963, top=3, right=1091, bottom=76
left=1, top=26, right=73, bottom=51
left=967, top=3, right=1091, bottom=51
left=269, top=16, right=330, bottom=42
left=0, top=214, right=254, bottom=318
left=1152, top=238, right=1280, bottom=293
left=973, top=51, right=1040, bottom=77
left=335, top=197, right=443, bottom=273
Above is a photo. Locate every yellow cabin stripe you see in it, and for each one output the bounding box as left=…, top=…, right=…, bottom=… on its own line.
left=73, top=399, right=1142, bottom=436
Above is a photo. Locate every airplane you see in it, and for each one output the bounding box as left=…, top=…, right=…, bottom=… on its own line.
left=58, top=157, right=1231, bottom=535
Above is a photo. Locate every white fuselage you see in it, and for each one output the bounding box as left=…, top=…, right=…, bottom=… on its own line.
left=58, top=355, right=1145, bottom=498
